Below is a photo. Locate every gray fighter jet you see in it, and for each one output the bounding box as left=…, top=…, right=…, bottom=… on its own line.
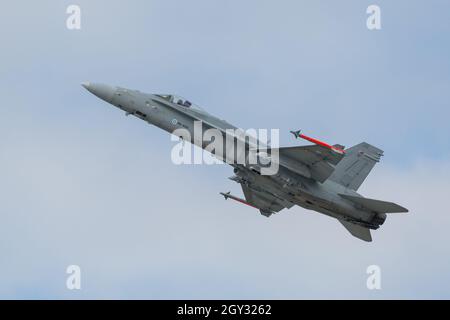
left=82, top=82, right=408, bottom=242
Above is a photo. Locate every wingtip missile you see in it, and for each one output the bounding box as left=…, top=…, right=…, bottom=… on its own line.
left=290, top=130, right=302, bottom=139
left=290, top=129, right=345, bottom=154
left=220, top=191, right=231, bottom=200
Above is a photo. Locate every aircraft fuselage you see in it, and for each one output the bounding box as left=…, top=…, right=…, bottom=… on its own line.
left=82, top=83, right=386, bottom=231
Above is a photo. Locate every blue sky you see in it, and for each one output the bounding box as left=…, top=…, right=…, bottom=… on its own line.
left=1, top=0, right=450, bottom=299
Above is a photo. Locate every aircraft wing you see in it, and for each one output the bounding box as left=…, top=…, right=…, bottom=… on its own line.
left=241, top=184, right=293, bottom=217
left=274, top=145, right=345, bottom=183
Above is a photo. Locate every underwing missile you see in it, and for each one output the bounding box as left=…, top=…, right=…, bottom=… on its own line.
left=220, top=192, right=258, bottom=209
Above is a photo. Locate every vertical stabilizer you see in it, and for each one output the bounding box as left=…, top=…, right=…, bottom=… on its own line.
left=338, top=220, right=372, bottom=242
left=328, top=142, right=383, bottom=191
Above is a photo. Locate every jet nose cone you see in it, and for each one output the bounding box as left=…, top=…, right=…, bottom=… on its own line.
left=82, top=82, right=115, bottom=103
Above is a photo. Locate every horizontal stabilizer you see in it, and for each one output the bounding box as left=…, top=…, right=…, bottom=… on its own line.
left=339, top=219, right=372, bottom=242
left=339, top=194, right=408, bottom=213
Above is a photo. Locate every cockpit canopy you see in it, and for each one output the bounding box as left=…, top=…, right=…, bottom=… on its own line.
left=155, top=94, right=203, bottom=111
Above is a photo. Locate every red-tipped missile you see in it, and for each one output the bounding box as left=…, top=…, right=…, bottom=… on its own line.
left=290, top=129, right=345, bottom=154
left=220, top=191, right=259, bottom=209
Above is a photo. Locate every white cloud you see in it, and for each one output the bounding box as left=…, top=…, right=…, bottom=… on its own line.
left=1, top=111, right=449, bottom=298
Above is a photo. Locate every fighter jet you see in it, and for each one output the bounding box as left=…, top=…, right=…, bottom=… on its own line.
left=82, top=82, right=408, bottom=242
